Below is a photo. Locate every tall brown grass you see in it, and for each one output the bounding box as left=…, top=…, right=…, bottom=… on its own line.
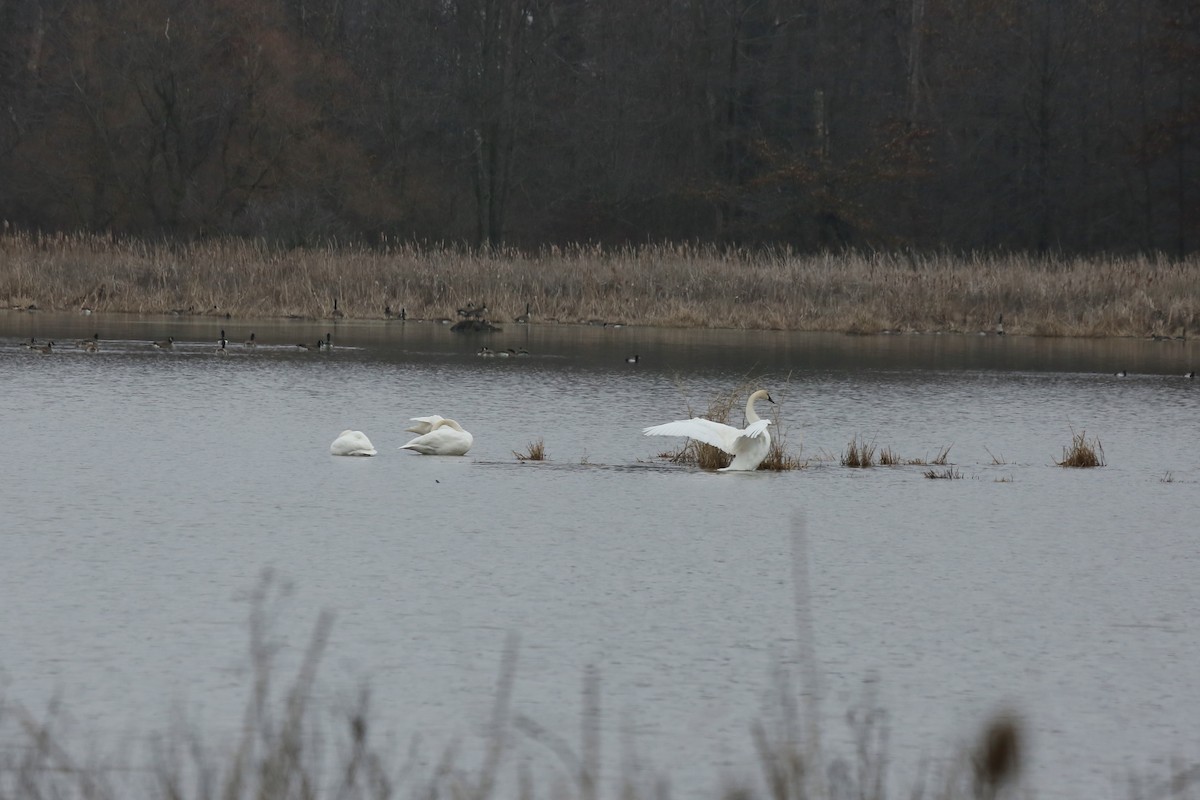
left=3, top=231, right=1198, bottom=334
left=514, top=438, right=547, bottom=461
left=841, top=436, right=878, bottom=468
left=1056, top=429, right=1106, bottom=467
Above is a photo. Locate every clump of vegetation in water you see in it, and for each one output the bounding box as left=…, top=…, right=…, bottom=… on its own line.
left=924, top=467, right=965, bottom=479
left=514, top=437, right=546, bottom=461
left=841, top=435, right=878, bottom=467
left=1056, top=429, right=1106, bottom=467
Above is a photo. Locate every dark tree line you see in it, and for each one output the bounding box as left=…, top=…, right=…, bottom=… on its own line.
left=0, top=0, right=1196, bottom=253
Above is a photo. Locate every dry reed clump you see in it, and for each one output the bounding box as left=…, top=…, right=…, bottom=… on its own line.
left=841, top=435, right=878, bottom=467
left=3, top=230, right=1199, bottom=335
left=876, top=444, right=954, bottom=467
left=924, top=467, right=965, bottom=479
left=514, top=438, right=547, bottom=461
left=1056, top=429, right=1106, bottom=467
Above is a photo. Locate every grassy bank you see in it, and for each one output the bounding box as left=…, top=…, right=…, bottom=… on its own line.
left=2, top=232, right=1198, bottom=336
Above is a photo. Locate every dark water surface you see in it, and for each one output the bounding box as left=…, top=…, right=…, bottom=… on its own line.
left=2, top=313, right=1198, bottom=798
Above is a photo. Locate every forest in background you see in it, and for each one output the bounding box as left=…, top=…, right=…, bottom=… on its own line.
left=0, top=0, right=1196, bottom=254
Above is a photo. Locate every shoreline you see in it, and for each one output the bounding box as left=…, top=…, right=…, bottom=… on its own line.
left=3, top=232, right=1198, bottom=338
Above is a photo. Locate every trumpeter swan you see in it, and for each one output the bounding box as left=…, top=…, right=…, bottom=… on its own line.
left=400, top=418, right=473, bottom=456
left=404, top=415, right=446, bottom=434
left=330, top=430, right=377, bottom=456
left=643, top=388, right=775, bottom=471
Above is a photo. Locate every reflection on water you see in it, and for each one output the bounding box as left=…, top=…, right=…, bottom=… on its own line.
left=1, top=313, right=1199, bottom=798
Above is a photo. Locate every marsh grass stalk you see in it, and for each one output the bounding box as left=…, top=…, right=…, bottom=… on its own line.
left=1056, top=429, right=1106, bottom=467
left=4, top=231, right=1199, bottom=334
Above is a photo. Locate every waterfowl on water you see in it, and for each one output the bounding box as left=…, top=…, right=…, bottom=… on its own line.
left=643, top=389, right=776, bottom=472
left=244, top=332, right=256, bottom=348
left=515, top=303, right=531, bottom=323
left=400, top=418, right=474, bottom=456
left=31, top=340, right=55, bottom=354
left=152, top=336, right=175, bottom=349
left=1115, top=369, right=1127, bottom=377
left=626, top=354, right=640, bottom=364
left=318, top=332, right=333, bottom=351
left=1187, top=371, right=1196, bottom=379
left=76, top=333, right=99, bottom=349
left=330, top=430, right=377, bottom=456
left=478, top=346, right=494, bottom=357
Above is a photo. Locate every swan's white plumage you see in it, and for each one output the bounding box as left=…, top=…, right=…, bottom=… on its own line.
left=643, top=389, right=775, bottom=471
left=404, top=415, right=446, bottom=434
left=400, top=418, right=473, bottom=456
left=330, top=430, right=378, bottom=456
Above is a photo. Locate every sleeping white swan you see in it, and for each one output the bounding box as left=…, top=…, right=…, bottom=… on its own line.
left=643, top=388, right=775, bottom=471
left=330, top=430, right=378, bottom=456
left=404, top=415, right=446, bottom=435
left=400, top=418, right=473, bottom=456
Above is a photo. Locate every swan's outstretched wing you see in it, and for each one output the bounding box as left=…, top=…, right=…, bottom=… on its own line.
left=739, top=419, right=771, bottom=441
left=643, top=417, right=747, bottom=455
left=405, top=415, right=445, bottom=434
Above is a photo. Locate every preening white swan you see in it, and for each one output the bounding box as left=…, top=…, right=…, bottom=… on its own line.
left=400, top=418, right=473, bottom=456
left=643, top=389, right=775, bottom=471
left=330, top=430, right=378, bottom=456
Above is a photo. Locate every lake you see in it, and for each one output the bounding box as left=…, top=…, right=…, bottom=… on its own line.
left=1, top=313, right=1198, bottom=799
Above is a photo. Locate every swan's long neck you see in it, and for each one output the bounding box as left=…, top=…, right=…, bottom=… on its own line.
left=434, top=419, right=463, bottom=432
left=745, top=390, right=773, bottom=424
left=745, top=394, right=761, bottom=424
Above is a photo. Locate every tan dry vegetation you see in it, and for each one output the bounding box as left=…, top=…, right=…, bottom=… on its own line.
left=1056, top=429, right=1106, bottom=468
left=841, top=435, right=878, bottom=468
left=514, top=438, right=547, bottom=461
left=3, top=232, right=1199, bottom=335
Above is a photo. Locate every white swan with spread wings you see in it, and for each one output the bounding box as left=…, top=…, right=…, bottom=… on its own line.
left=643, top=389, right=775, bottom=471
